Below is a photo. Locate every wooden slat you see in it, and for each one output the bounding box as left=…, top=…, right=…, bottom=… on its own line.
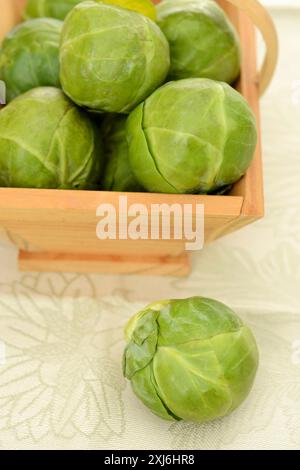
left=0, top=0, right=25, bottom=39
left=0, top=0, right=264, bottom=274
left=0, top=188, right=243, bottom=215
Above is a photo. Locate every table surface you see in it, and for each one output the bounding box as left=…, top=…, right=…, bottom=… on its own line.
left=0, top=8, right=299, bottom=450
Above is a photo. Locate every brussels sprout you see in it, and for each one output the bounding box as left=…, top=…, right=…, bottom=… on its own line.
left=24, top=0, right=83, bottom=20
left=157, top=0, right=241, bottom=84
left=0, top=87, right=103, bottom=189
left=0, top=19, right=62, bottom=102
left=60, top=1, right=170, bottom=113
left=123, top=297, right=259, bottom=422
left=127, top=78, right=257, bottom=194
left=102, top=115, right=143, bottom=192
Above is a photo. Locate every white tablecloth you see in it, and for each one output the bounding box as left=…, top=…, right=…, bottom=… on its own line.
left=0, top=9, right=299, bottom=450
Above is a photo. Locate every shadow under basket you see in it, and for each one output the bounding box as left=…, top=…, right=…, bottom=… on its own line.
left=0, top=0, right=278, bottom=276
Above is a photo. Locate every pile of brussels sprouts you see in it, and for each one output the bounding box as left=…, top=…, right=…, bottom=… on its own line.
left=0, top=0, right=258, bottom=193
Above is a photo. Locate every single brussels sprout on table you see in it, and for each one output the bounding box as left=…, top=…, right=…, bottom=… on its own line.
left=0, top=19, right=62, bottom=102
left=24, top=0, right=83, bottom=20
left=102, top=115, right=143, bottom=192
left=0, top=87, right=103, bottom=189
left=127, top=78, right=257, bottom=194
left=123, top=297, right=259, bottom=422
left=60, top=1, right=170, bottom=113
left=157, top=0, right=241, bottom=84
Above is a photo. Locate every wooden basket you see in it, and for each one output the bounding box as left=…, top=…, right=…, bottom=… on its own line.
left=0, top=0, right=278, bottom=276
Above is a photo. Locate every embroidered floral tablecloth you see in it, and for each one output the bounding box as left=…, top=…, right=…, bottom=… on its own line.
left=0, top=9, right=299, bottom=450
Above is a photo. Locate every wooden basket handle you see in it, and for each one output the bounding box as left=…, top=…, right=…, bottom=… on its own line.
left=224, top=0, right=278, bottom=95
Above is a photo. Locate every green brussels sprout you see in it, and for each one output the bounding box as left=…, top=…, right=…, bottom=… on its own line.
left=24, top=0, right=83, bottom=20
left=102, top=115, right=143, bottom=192
left=60, top=1, right=170, bottom=113
left=0, top=19, right=62, bottom=102
left=123, top=297, right=259, bottom=422
left=127, top=78, right=257, bottom=194
left=0, top=87, right=103, bottom=189
left=157, top=0, right=241, bottom=84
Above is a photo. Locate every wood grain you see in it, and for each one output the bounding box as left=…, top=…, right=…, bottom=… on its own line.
left=0, top=0, right=265, bottom=275
left=0, top=188, right=244, bottom=255
left=220, top=0, right=278, bottom=95
left=0, top=0, right=26, bottom=38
